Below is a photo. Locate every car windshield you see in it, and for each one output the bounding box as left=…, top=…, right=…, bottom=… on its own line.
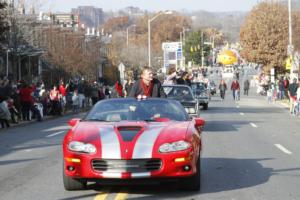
left=224, top=68, right=234, bottom=73
left=84, top=98, right=189, bottom=122
left=210, top=81, right=216, bottom=87
left=191, top=83, right=206, bottom=92
left=163, top=86, right=194, bottom=101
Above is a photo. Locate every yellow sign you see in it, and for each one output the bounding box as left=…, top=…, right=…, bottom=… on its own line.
left=217, top=50, right=238, bottom=65
left=190, top=46, right=194, bottom=52
left=285, top=56, right=292, bottom=70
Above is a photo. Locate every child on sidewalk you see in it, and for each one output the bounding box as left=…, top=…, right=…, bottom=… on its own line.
left=0, top=97, right=11, bottom=128
left=72, top=89, right=80, bottom=114
left=267, top=88, right=273, bottom=103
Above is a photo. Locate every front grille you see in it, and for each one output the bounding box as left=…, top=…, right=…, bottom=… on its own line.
left=92, top=159, right=162, bottom=173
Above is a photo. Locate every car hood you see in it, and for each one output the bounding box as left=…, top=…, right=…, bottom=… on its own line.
left=71, top=121, right=190, bottom=159
left=167, top=95, right=194, bottom=101
left=194, top=90, right=207, bottom=96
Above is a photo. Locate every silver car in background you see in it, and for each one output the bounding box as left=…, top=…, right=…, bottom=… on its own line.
left=163, top=85, right=200, bottom=117
left=191, top=82, right=209, bottom=110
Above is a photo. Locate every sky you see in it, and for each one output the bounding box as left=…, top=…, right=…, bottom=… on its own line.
left=41, top=0, right=260, bottom=13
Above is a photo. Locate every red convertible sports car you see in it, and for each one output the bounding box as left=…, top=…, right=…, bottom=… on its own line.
left=63, top=98, right=205, bottom=191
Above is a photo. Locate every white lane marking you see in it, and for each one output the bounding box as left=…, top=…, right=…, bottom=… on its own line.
left=43, top=126, right=69, bottom=132
left=236, top=105, right=240, bottom=108
left=240, top=112, right=245, bottom=116
left=275, top=144, right=292, bottom=155
left=46, top=131, right=65, bottom=138
left=250, top=123, right=258, bottom=128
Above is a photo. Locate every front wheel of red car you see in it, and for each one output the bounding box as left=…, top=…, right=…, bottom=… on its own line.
left=63, top=168, right=87, bottom=191
left=179, top=158, right=201, bottom=191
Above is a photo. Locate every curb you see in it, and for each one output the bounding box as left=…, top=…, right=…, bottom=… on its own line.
left=279, top=102, right=289, bottom=108
left=0, top=108, right=90, bottom=132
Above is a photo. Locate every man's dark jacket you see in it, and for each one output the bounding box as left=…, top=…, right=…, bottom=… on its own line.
left=128, top=79, right=166, bottom=98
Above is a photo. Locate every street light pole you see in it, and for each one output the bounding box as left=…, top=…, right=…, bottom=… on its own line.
left=288, top=0, right=292, bottom=47
left=148, top=11, right=172, bottom=68
left=211, top=35, right=215, bottom=66
left=127, top=27, right=129, bottom=47
left=181, top=27, right=191, bottom=70
left=201, top=31, right=204, bottom=68
left=148, top=19, right=151, bottom=67
left=287, top=0, right=297, bottom=79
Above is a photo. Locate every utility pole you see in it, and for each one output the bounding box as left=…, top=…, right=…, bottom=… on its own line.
left=7, top=0, right=15, bottom=78
left=287, top=0, right=297, bottom=80
left=212, top=35, right=215, bottom=66
left=288, top=0, right=292, bottom=47
left=148, top=11, right=172, bottom=68
left=201, top=31, right=204, bottom=68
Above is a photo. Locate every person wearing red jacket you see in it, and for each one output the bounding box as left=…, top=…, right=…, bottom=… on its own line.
left=59, top=81, right=67, bottom=113
left=19, top=83, right=33, bottom=121
left=231, top=79, right=240, bottom=101
left=115, top=81, right=124, bottom=98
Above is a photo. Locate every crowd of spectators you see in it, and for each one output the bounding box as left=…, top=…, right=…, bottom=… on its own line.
left=0, top=77, right=109, bottom=129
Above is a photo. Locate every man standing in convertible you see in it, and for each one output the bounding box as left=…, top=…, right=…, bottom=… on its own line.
left=129, top=66, right=166, bottom=98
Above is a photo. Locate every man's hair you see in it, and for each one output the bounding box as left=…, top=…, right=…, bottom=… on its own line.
left=168, top=67, right=176, bottom=75
left=141, top=66, right=153, bottom=75
left=293, top=78, right=297, bottom=83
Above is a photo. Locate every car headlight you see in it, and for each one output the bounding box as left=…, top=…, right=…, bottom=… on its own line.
left=68, top=141, right=96, bottom=154
left=200, top=93, right=207, bottom=97
left=159, top=140, right=190, bottom=153
left=185, top=107, right=196, bottom=114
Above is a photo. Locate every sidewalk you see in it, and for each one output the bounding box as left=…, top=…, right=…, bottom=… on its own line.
left=0, top=108, right=89, bottom=131
left=275, top=99, right=290, bottom=108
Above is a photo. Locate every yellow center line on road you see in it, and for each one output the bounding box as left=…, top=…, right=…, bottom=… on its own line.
left=115, top=191, right=129, bottom=200
left=94, top=189, right=111, bottom=200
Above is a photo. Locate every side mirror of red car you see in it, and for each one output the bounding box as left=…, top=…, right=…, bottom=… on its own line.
left=194, top=118, right=205, bottom=131
left=68, top=118, right=81, bottom=127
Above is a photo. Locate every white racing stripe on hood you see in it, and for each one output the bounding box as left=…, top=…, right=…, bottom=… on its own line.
left=99, top=127, right=121, bottom=159
left=132, top=126, right=164, bottom=159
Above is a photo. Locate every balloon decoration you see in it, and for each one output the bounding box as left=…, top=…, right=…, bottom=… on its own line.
left=217, top=50, right=238, bottom=65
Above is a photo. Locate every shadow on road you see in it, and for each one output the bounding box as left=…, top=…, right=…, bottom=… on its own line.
left=206, top=105, right=284, bottom=115
left=68, top=157, right=300, bottom=199
left=204, top=120, right=253, bottom=132
left=238, top=107, right=285, bottom=114
left=0, top=117, right=71, bottom=158
left=201, top=157, right=272, bottom=194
